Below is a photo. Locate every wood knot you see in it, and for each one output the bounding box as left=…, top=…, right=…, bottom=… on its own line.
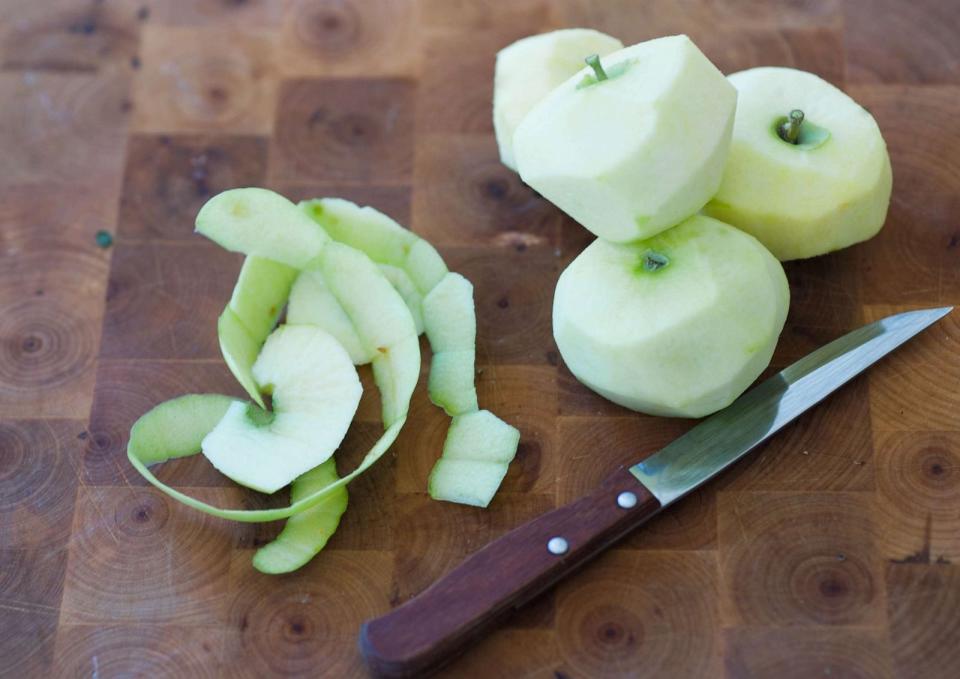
left=296, top=0, right=360, bottom=53
left=280, top=613, right=314, bottom=643
left=169, top=53, right=253, bottom=125
left=484, top=178, right=510, bottom=201
left=88, top=430, right=113, bottom=453
left=308, top=108, right=327, bottom=127
left=0, top=304, right=95, bottom=390
left=207, top=85, right=229, bottom=103
left=598, top=621, right=626, bottom=644
left=68, top=18, right=98, bottom=35
left=321, top=13, right=341, bottom=31
left=273, top=78, right=413, bottom=183
left=116, top=493, right=169, bottom=537
left=332, top=113, right=378, bottom=147
left=568, top=601, right=646, bottom=669
left=790, top=557, right=871, bottom=623
left=817, top=574, right=850, bottom=599
left=20, top=335, right=42, bottom=353
left=919, top=447, right=953, bottom=486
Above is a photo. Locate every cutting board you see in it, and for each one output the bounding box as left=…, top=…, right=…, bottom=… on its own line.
left=2, top=1, right=959, bottom=677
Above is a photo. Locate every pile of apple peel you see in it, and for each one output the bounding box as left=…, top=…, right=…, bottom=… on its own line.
left=127, top=188, right=519, bottom=574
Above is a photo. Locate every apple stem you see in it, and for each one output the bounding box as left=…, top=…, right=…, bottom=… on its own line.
left=778, top=109, right=805, bottom=144
left=585, top=54, right=608, bottom=81
left=642, top=250, right=669, bottom=272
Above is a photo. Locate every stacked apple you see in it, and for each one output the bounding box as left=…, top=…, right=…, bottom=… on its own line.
left=127, top=188, right=519, bottom=574
left=495, top=31, right=891, bottom=417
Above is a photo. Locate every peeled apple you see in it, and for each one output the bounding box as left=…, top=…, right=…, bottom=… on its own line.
left=703, top=66, right=892, bottom=261
left=514, top=34, right=737, bottom=243
left=553, top=215, right=789, bottom=418
left=493, top=28, right=623, bottom=171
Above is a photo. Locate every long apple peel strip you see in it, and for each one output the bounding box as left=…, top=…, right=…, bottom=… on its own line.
left=127, top=410, right=404, bottom=523
left=299, top=197, right=520, bottom=506
left=252, top=458, right=347, bottom=573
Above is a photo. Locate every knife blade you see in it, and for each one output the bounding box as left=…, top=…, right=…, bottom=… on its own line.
left=632, top=305, right=954, bottom=506
left=360, top=306, right=952, bottom=678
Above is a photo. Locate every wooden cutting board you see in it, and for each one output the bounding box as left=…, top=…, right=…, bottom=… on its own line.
left=2, top=1, right=958, bottom=677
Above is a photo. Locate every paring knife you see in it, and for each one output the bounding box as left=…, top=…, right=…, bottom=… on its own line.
left=359, top=306, right=953, bottom=677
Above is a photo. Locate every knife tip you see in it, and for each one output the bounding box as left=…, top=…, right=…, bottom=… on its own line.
left=903, top=306, right=953, bottom=327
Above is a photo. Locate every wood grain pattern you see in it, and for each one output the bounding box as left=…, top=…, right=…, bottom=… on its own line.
left=1, top=1, right=958, bottom=677
left=118, top=133, right=268, bottom=240
left=271, top=77, right=416, bottom=184
left=132, top=25, right=277, bottom=135
left=553, top=549, right=721, bottom=678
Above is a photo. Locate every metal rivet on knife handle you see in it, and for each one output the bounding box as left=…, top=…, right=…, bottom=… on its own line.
left=617, top=491, right=638, bottom=508
left=546, top=537, right=568, bottom=555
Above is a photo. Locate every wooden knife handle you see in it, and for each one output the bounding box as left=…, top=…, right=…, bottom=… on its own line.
left=359, top=466, right=661, bottom=677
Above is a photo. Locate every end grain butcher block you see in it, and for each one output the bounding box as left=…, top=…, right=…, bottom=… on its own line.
left=1, top=1, right=959, bottom=677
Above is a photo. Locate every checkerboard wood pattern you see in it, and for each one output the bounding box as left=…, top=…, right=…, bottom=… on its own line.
left=1, top=1, right=958, bottom=676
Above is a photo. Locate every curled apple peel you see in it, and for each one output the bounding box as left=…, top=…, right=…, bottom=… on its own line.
left=218, top=256, right=299, bottom=407
left=201, top=325, right=362, bottom=494
left=127, top=413, right=405, bottom=523
left=298, top=198, right=521, bottom=506
left=252, top=458, right=347, bottom=574
left=423, top=273, right=479, bottom=416
left=428, top=410, right=521, bottom=508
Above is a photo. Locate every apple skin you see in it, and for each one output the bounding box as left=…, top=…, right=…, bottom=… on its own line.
left=127, top=393, right=235, bottom=464
left=422, top=272, right=480, bottom=415
left=428, top=459, right=509, bottom=508
left=428, top=410, right=520, bottom=508
left=202, top=325, right=363, bottom=494
left=441, top=410, right=520, bottom=465
left=299, top=197, right=449, bottom=296
left=252, top=458, right=348, bottom=574
left=219, top=256, right=299, bottom=406
left=196, top=188, right=328, bottom=268
left=287, top=267, right=370, bottom=364
left=320, top=242, right=421, bottom=426
left=553, top=215, right=789, bottom=418
left=514, top=35, right=736, bottom=243
left=494, top=28, right=623, bottom=172
left=703, top=67, right=892, bottom=261
left=299, top=197, right=449, bottom=333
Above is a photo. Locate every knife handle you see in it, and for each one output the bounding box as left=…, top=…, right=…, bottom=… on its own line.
left=359, top=466, right=661, bottom=677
